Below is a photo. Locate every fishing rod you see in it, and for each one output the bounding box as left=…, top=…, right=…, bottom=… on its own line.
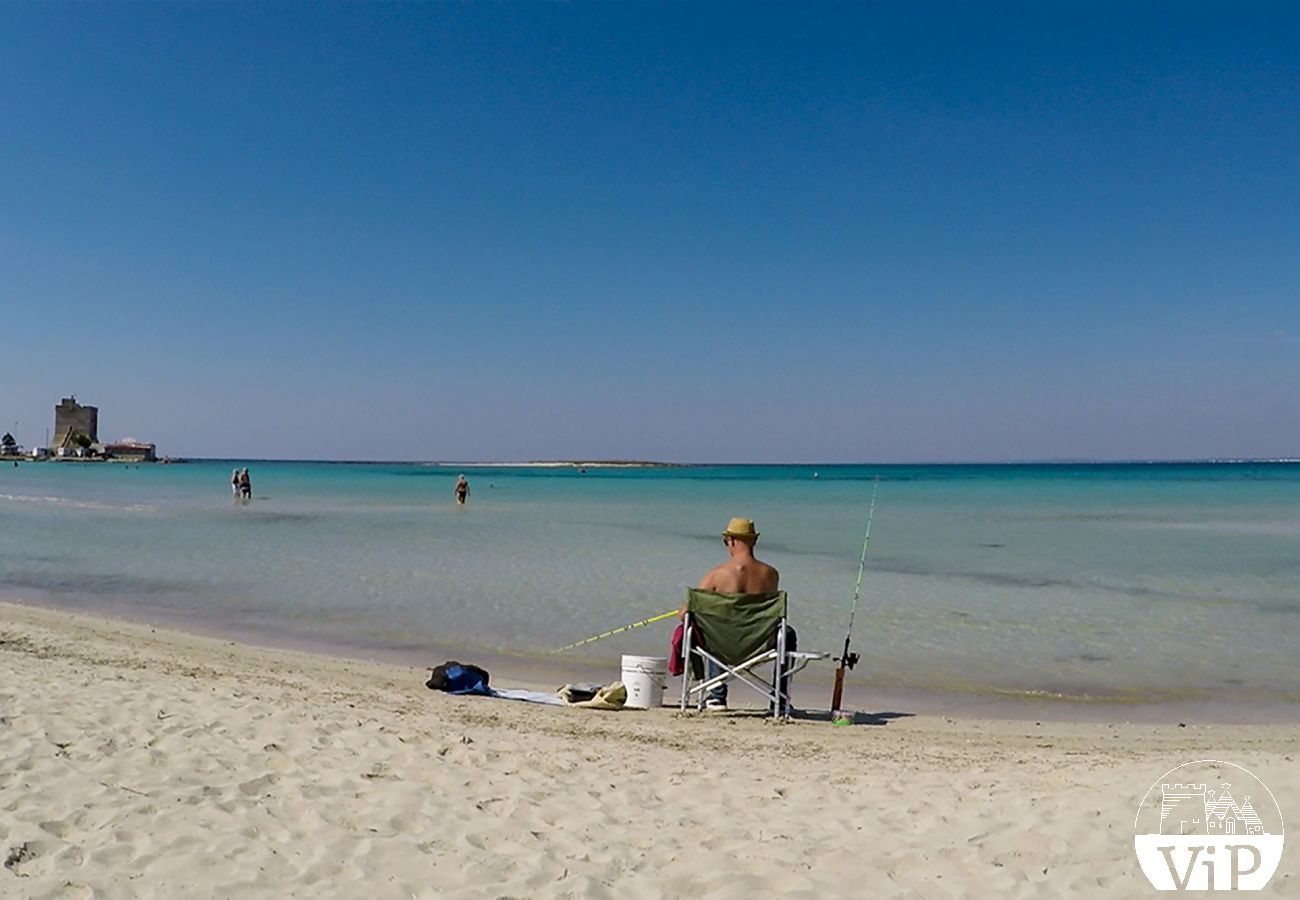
left=831, top=478, right=879, bottom=722
left=548, top=610, right=678, bottom=655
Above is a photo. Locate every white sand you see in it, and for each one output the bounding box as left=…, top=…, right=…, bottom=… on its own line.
left=2, top=600, right=1296, bottom=898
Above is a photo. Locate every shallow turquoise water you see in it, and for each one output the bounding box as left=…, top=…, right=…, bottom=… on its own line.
left=1, top=460, right=1297, bottom=704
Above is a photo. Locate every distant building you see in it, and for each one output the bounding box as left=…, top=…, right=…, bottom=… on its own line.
left=53, top=396, right=98, bottom=450
left=48, top=396, right=161, bottom=461
left=105, top=440, right=157, bottom=462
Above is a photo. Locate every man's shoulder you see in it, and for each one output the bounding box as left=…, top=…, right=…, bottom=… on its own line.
left=698, top=564, right=731, bottom=591
left=752, top=560, right=780, bottom=592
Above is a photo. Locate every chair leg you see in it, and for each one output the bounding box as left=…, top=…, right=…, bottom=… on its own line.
left=773, top=619, right=787, bottom=718
left=679, top=618, right=691, bottom=712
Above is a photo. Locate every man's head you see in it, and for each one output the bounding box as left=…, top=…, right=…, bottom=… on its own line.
left=721, top=517, right=759, bottom=551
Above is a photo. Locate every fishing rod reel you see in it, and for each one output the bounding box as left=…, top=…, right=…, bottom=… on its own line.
left=835, top=650, right=860, bottom=669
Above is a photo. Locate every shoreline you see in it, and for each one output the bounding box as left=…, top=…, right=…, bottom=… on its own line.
left=2, top=597, right=1297, bottom=897
left=4, top=597, right=1297, bottom=725
left=43, top=456, right=1300, bottom=466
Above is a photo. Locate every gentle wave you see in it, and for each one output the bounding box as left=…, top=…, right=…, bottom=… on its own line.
left=0, top=493, right=161, bottom=513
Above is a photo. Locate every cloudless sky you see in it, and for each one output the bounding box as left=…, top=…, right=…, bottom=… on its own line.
left=2, top=1, right=1297, bottom=462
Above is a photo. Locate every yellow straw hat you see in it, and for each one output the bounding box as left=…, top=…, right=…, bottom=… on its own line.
left=722, top=517, right=759, bottom=540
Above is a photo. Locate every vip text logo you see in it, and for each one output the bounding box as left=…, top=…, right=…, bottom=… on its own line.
left=1135, top=759, right=1285, bottom=891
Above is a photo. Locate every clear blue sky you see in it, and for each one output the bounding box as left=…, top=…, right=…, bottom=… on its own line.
left=2, top=1, right=1297, bottom=462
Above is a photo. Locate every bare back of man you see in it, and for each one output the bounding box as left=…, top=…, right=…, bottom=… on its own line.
left=699, top=553, right=779, bottom=593
left=698, top=517, right=779, bottom=594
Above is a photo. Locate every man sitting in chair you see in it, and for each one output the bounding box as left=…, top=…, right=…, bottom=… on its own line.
left=694, top=517, right=779, bottom=711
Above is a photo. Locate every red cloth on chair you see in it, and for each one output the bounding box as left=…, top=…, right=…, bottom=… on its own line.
left=669, top=623, right=685, bottom=676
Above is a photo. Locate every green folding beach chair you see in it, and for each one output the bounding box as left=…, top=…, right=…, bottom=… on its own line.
left=678, top=588, right=826, bottom=717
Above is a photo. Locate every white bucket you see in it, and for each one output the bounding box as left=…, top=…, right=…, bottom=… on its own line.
left=621, top=655, right=668, bottom=709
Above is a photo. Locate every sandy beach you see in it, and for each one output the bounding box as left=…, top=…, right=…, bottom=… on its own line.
left=2, top=599, right=1296, bottom=899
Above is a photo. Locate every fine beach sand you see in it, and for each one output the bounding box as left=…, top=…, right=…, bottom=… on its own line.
left=2, top=600, right=1296, bottom=899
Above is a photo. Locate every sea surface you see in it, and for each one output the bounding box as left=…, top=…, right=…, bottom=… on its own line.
left=2, top=460, right=1298, bottom=709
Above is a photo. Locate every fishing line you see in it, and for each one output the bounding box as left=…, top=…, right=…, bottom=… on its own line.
left=831, top=476, right=880, bottom=720
left=546, top=611, right=681, bottom=652
left=843, top=477, right=880, bottom=650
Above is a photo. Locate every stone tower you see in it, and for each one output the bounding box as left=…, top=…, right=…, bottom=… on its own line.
left=53, top=396, right=98, bottom=449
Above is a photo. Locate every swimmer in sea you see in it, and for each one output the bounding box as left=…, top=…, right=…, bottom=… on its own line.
left=454, top=474, right=470, bottom=505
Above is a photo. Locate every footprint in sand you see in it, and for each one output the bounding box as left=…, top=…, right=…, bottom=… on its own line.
left=38, top=818, right=73, bottom=839
left=238, top=773, right=279, bottom=796
left=5, top=838, right=59, bottom=878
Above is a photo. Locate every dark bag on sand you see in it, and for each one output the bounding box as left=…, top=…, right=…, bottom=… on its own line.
left=426, top=661, right=492, bottom=695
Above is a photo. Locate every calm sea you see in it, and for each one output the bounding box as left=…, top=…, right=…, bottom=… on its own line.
left=2, top=460, right=1298, bottom=708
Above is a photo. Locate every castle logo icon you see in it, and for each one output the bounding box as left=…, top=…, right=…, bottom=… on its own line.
left=1135, top=760, right=1285, bottom=891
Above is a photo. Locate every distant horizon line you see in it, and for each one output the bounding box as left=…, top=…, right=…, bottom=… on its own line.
left=177, top=456, right=1300, bottom=467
